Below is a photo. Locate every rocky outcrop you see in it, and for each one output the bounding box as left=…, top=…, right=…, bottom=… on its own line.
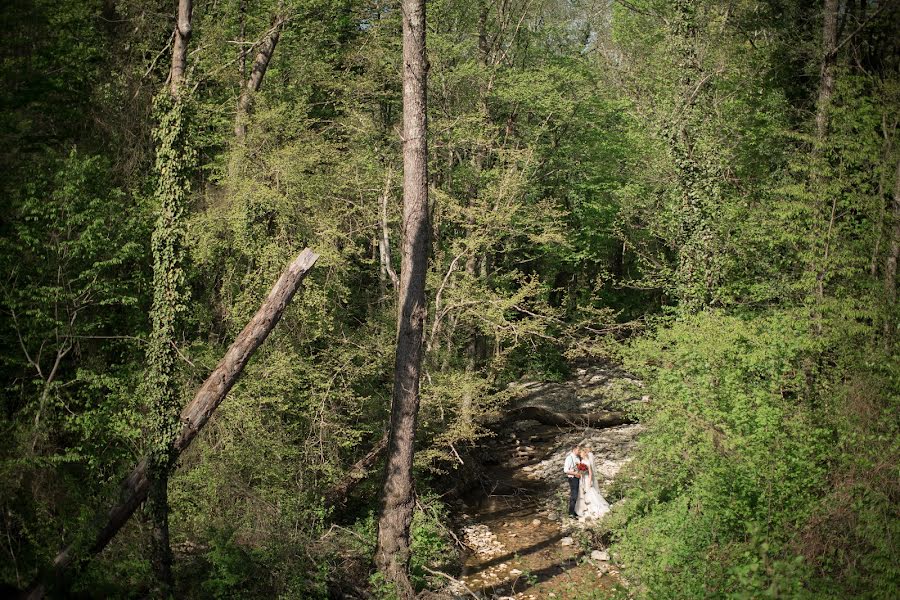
left=441, top=364, right=645, bottom=598
left=507, top=364, right=644, bottom=414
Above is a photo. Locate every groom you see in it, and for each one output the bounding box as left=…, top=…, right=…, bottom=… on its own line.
left=563, top=445, right=582, bottom=518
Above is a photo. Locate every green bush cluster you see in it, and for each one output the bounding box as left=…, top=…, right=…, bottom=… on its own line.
left=607, top=312, right=898, bottom=598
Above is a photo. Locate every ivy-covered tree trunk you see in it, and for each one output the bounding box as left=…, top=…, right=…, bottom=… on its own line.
left=373, top=0, right=429, bottom=596
left=21, top=250, right=318, bottom=600
left=146, top=0, right=194, bottom=594
left=146, top=101, right=189, bottom=596
left=815, top=0, right=839, bottom=143
left=668, top=0, right=719, bottom=313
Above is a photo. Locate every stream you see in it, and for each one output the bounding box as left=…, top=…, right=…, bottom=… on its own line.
left=446, top=366, right=644, bottom=599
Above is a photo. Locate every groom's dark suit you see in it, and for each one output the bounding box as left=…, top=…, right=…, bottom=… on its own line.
left=567, top=475, right=580, bottom=516
left=564, top=451, right=580, bottom=517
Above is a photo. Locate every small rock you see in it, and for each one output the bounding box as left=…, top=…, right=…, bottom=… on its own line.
left=591, top=549, right=609, bottom=561
left=560, top=536, right=574, bottom=546
left=531, top=518, right=541, bottom=526
left=547, top=511, right=559, bottom=521
left=509, top=569, right=522, bottom=576
left=548, top=594, right=556, bottom=598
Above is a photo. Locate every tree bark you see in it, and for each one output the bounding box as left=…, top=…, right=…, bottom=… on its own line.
left=168, top=0, right=192, bottom=95
left=813, top=0, right=840, bottom=318
left=378, top=168, right=400, bottom=293
left=151, top=1, right=195, bottom=590
left=21, top=249, right=319, bottom=600
left=234, top=15, right=285, bottom=138
left=239, top=0, right=247, bottom=83
left=325, top=431, right=389, bottom=508
left=816, top=0, right=839, bottom=143
left=884, top=158, right=900, bottom=347
left=465, top=0, right=493, bottom=368
left=501, top=406, right=633, bottom=429
left=374, top=0, right=429, bottom=597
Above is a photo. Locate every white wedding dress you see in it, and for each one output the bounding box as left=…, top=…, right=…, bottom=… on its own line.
left=575, top=453, right=610, bottom=519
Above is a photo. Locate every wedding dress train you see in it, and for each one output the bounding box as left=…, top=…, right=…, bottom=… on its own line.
left=575, top=454, right=610, bottom=519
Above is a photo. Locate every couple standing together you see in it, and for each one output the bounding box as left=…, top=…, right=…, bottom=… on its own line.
left=564, top=444, right=610, bottom=519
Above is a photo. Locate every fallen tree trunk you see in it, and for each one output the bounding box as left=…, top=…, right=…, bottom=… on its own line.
left=23, top=248, right=319, bottom=600
left=325, top=431, right=389, bottom=508
left=501, top=406, right=633, bottom=429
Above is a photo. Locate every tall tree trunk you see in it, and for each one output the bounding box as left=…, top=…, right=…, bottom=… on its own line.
left=21, top=250, right=318, bottom=600
left=148, top=1, right=195, bottom=591
left=669, top=0, right=718, bottom=313
left=816, top=0, right=840, bottom=143
left=239, top=0, right=247, bottom=83
left=234, top=15, right=285, bottom=139
left=168, top=0, right=192, bottom=95
left=884, top=158, right=900, bottom=347
left=373, top=0, right=429, bottom=596
left=870, top=114, right=895, bottom=277
left=464, top=0, right=492, bottom=367
left=813, top=0, right=840, bottom=320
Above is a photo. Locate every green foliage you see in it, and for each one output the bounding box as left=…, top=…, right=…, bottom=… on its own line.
left=201, top=532, right=259, bottom=598
left=596, top=2, right=900, bottom=598
left=612, top=313, right=821, bottom=596
left=0, top=147, right=151, bottom=586
left=1, top=0, right=897, bottom=597
left=352, top=493, right=455, bottom=595
left=146, top=91, right=195, bottom=472
left=610, top=311, right=898, bottom=598
left=368, top=571, right=399, bottom=600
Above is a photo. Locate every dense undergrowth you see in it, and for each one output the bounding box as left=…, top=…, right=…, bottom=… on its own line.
left=600, top=312, right=899, bottom=599
left=1, top=0, right=897, bottom=598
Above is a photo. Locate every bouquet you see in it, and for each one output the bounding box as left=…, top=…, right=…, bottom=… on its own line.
left=576, top=463, right=589, bottom=474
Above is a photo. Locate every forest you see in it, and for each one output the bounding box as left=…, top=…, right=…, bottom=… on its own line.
left=1, top=0, right=898, bottom=598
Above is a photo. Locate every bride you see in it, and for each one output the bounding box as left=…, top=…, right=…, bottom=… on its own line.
left=575, top=444, right=610, bottom=519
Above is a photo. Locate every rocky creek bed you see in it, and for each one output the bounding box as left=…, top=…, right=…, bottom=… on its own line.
left=442, top=365, right=645, bottom=599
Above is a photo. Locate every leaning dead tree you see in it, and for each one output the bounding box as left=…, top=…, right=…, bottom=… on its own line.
left=22, top=249, right=319, bottom=600
left=325, top=431, right=389, bottom=508
left=234, top=14, right=286, bottom=138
